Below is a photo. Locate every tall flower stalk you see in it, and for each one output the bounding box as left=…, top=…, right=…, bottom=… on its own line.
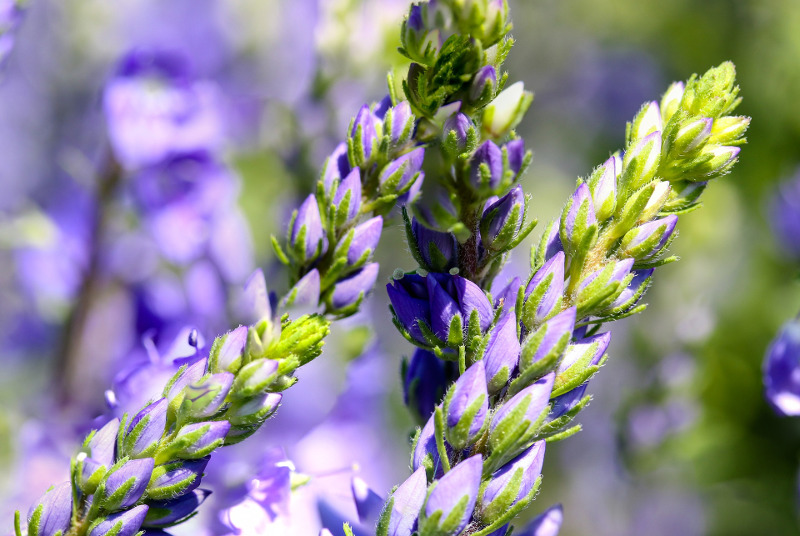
left=378, top=1, right=750, bottom=535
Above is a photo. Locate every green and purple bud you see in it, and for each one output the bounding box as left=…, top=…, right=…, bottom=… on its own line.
left=329, top=262, right=380, bottom=312
left=377, top=466, right=428, bottom=536
left=619, top=215, right=678, bottom=260
left=410, top=218, right=459, bottom=272
left=289, top=194, right=327, bottom=264
left=101, top=458, right=155, bottom=510
left=483, top=311, right=521, bottom=394
left=88, top=505, right=149, bottom=536
left=480, top=441, right=545, bottom=524
left=420, top=455, right=483, bottom=536
left=26, top=482, right=73, bottom=536
left=480, top=185, right=526, bottom=252
left=443, top=361, right=489, bottom=449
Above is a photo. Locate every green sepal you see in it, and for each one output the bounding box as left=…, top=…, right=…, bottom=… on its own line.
left=268, top=314, right=330, bottom=367
left=535, top=394, right=591, bottom=440
left=485, top=397, right=550, bottom=473
left=230, top=359, right=281, bottom=401
left=270, top=235, right=290, bottom=266
left=544, top=424, right=582, bottom=443
left=158, top=424, right=223, bottom=462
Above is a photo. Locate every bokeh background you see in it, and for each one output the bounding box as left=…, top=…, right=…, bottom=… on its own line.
left=1, top=0, right=800, bottom=535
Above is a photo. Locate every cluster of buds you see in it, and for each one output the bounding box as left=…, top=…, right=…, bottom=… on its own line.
left=377, top=59, right=749, bottom=535
left=17, top=271, right=330, bottom=536
left=272, top=95, right=423, bottom=316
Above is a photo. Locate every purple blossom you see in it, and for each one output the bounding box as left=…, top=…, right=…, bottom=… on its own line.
left=26, top=482, right=73, bottom=536
left=330, top=263, right=379, bottom=310
left=125, top=398, right=168, bottom=457
left=104, top=50, right=223, bottom=170
left=379, top=147, right=425, bottom=196
left=481, top=441, right=546, bottom=522
left=494, top=277, right=521, bottom=313
left=490, top=373, right=556, bottom=438
left=143, top=489, right=211, bottom=527
left=423, top=455, right=482, bottom=535
left=525, top=251, right=566, bottom=326
left=346, top=217, right=383, bottom=265
left=518, top=504, right=563, bottom=536
left=332, top=168, right=362, bottom=224
left=443, top=112, right=473, bottom=154
left=404, top=349, right=451, bottom=423
left=470, top=140, right=503, bottom=191
left=560, top=183, right=597, bottom=253
left=557, top=332, right=611, bottom=375
left=322, top=143, right=353, bottom=197
left=481, top=185, right=525, bottom=250
left=770, top=173, right=800, bottom=258
left=483, top=311, right=521, bottom=394
left=290, top=194, right=327, bottom=262
left=470, top=65, right=497, bottom=103
left=89, top=505, right=149, bottom=536
left=620, top=215, right=678, bottom=260
left=444, top=361, right=489, bottom=448
left=411, top=218, right=458, bottom=272
left=351, top=105, right=379, bottom=162
left=383, top=467, right=428, bottom=536
left=103, top=458, right=155, bottom=510
left=764, top=320, right=800, bottom=416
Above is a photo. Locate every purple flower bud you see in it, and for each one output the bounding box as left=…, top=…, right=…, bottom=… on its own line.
left=519, top=504, right=563, bottom=536
left=232, top=359, right=279, bottom=397
left=332, top=168, right=362, bottom=224
left=484, top=311, right=521, bottom=394
left=241, top=269, right=273, bottom=324
left=470, top=140, right=504, bottom=191
left=350, top=105, right=379, bottom=163
left=405, top=349, right=449, bottom=423
left=542, top=221, right=563, bottom=261
left=147, top=458, right=209, bottom=500
left=427, top=274, right=462, bottom=341
left=379, top=147, right=425, bottom=196
left=387, top=273, right=431, bottom=345
left=448, top=274, right=494, bottom=332
left=490, top=373, right=555, bottom=439
left=506, top=139, right=526, bottom=176
left=557, top=332, right=611, bottom=375
left=289, top=195, right=327, bottom=263
left=89, top=505, right=149, bottom=536
left=577, top=259, right=634, bottom=308
left=382, top=467, right=428, bottom=536
left=330, top=262, right=379, bottom=310
left=771, top=175, right=800, bottom=259
left=560, top=183, right=597, bottom=254
left=143, top=489, right=211, bottom=528
left=346, top=216, right=383, bottom=265
left=412, top=413, right=447, bottom=478
left=422, top=455, right=482, bottom=535
left=181, top=372, right=234, bottom=419
left=620, top=215, right=678, bottom=260
left=444, top=361, right=489, bottom=449
left=87, top=418, right=120, bottom=467
left=284, top=268, right=321, bottom=308
left=470, top=65, right=497, bottom=103
left=521, top=308, right=576, bottom=370
left=166, top=358, right=208, bottom=401
left=211, top=326, right=247, bottom=373
left=481, top=441, right=546, bottom=523
left=103, top=458, right=155, bottom=510
left=26, top=482, right=72, bottom=536
left=169, top=421, right=230, bottom=459
left=494, top=277, right=521, bottom=313
left=604, top=269, right=653, bottom=313
left=385, top=100, right=415, bottom=148
left=548, top=384, right=588, bottom=421
left=352, top=477, right=384, bottom=525
left=411, top=218, right=458, bottom=272
left=443, top=113, right=474, bottom=154
left=481, top=185, right=525, bottom=251
left=621, top=131, right=662, bottom=191
left=524, top=252, right=565, bottom=327
left=764, top=320, right=800, bottom=416
left=321, top=143, right=352, bottom=197
left=228, top=392, right=282, bottom=426
left=589, top=156, right=618, bottom=221
left=124, top=398, right=168, bottom=458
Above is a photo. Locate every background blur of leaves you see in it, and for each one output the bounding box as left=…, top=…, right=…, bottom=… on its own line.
left=1, top=0, right=800, bottom=535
